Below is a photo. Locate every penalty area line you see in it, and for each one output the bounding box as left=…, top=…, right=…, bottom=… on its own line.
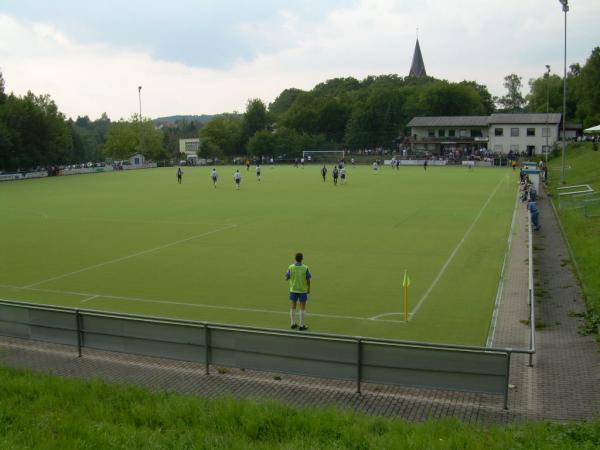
left=22, top=224, right=238, bottom=289
left=0, top=285, right=407, bottom=324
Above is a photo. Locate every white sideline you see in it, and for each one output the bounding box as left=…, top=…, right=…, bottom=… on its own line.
left=486, top=187, right=520, bottom=347
left=371, top=176, right=505, bottom=321
left=22, top=224, right=238, bottom=288
left=0, top=286, right=407, bottom=324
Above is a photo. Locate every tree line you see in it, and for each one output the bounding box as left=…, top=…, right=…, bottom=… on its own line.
left=1, top=46, right=598, bottom=171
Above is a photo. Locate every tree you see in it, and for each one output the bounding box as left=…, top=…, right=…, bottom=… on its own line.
left=496, top=74, right=525, bottom=112
left=0, top=71, right=6, bottom=104
left=247, top=129, right=275, bottom=157
left=526, top=74, right=563, bottom=113
left=242, top=98, right=270, bottom=145
left=575, top=47, right=600, bottom=127
left=104, top=116, right=165, bottom=161
left=197, top=139, right=223, bottom=161
left=199, top=114, right=243, bottom=156
left=268, top=88, right=305, bottom=115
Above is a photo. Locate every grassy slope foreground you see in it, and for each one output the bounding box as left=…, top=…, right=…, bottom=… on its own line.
left=547, top=143, right=600, bottom=334
left=0, top=366, right=599, bottom=450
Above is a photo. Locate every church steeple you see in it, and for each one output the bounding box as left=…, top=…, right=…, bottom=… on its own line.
left=409, top=37, right=426, bottom=77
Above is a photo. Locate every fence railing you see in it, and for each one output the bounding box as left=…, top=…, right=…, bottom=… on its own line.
left=527, top=210, right=536, bottom=367
left=0, top=299, right=536, bottom=409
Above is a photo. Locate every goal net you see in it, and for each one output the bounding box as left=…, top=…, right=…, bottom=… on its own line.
left=302, top=150, right=345, bottom=164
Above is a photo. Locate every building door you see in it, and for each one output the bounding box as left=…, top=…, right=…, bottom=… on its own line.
left=526, top=146, right=535, bottom=157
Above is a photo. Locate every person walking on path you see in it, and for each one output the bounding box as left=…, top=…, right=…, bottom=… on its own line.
left=177, top=167, right=183, bottom=184
left=285, top=252, right=311, bottom=330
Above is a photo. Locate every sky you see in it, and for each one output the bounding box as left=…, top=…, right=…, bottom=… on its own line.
left=1, top=0, right=598, bottom=121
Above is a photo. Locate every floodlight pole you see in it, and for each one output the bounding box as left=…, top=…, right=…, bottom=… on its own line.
left=559, top=0, right=568, bottom=185
left=138, top=86, right=142, bottom=120
left=545, top=65, right=551, bottom=166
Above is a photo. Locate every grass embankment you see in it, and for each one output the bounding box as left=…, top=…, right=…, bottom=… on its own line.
left=547, top=143, right=600, bottom=336
left=0, top=366, right=599, bottom=449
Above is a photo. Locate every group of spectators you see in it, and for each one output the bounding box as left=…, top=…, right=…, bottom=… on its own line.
left=520, top=169, right=541, bottom=231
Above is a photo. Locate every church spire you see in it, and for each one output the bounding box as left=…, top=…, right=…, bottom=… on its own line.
left=409, top=37, right=426, bottom=77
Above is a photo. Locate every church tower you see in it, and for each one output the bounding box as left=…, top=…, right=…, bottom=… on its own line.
left=409, top=38, right=427, bottom=77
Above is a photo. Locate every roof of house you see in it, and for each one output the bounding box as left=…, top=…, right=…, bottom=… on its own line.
left=407, top=116, right=490, bottom=127
left=488, top=113, right=562, bottom=124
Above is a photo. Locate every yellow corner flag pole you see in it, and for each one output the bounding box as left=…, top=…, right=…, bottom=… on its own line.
left=402, top=270, right=410, bottom=321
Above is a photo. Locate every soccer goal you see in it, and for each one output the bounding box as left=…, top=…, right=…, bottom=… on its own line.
left=302, top=150, right=345, bottom=164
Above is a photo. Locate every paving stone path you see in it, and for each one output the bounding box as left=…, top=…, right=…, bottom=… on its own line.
left=1, top=181, right=599, bottom=423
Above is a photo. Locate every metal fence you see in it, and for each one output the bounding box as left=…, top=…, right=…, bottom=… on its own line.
left=0, top=299, right=535, bottom=409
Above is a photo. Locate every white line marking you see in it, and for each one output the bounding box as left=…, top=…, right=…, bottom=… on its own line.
left=0, top=285, right=406, bottom=324
left=407, top=177, right=505, bottom=320
left=486, top=187, right=520, bottom=347
left=80, top=295, right=98, bottom=303
left=23, top=224, right=238, bottom=288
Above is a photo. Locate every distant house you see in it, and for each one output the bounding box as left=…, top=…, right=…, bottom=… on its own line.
left=406, top=116, right=490, bottom=155
left=407, top=113, right=563, bottom=157
left=129, top=153, right=145, bottom=166
left=179, top=138, right=201, bottom=164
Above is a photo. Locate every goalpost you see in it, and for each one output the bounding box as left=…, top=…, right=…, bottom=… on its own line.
left=302, top=150, right=346, bottom=164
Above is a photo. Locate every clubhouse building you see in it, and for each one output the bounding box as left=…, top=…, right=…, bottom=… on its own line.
left=407, top=113, right=563, bottom=157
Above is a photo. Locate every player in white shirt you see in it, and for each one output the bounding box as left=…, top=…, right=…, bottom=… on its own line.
left=372, top=161, right=379, bottom=174
left=234, top=169, right=241, bottom=190
left=300, top=157, right=305, bottom=168
left=256, top=164, right=261, bottom=181
left=340, top=167, right=347, bottom=184
left=210, top=168, right=218, bottom=188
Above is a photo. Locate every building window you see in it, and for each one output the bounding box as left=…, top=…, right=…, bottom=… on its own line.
left=542, top=127, right=551, bottom=137
left=510, top=128, right=519, bottom=137
left=470, top=129, right=483, bottom=138
left=459, top=129, right=468, bottom=137
left=527, top=128, right=536, bottom=137
left=448, top=129, right=456, bottom=137
left=438, top=129, right=445, bottom=137
left=510, top=144, right=519, bottom=152
left=494, top=128, right=504, bottom=137
left=493, top=144, right=503, bottom=152
left=428, top=129, right=435, bottom=137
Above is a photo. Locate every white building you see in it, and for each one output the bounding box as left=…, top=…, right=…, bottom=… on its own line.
left=488, top=113, right=561, bottom=157
left=408, top=113, right=562, bottom=157
left=129, top=153, right=145, bottom=166
left=179, top=138, right=200, bottom=163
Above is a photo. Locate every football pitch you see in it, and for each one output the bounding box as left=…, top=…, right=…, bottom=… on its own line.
left=0, top=164, right=517, bottom=345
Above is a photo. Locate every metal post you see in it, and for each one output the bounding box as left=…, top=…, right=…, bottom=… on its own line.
left=545, top=65, right=550, bottom=167
left=75, top=309, right=82, bottom=358
left=204, top=324, right=210, bottom=375
left=138, top=86, right=142, bottom=120
left=504, top=352, right=511, bottom=410
left=560, top=1, right=569, bottom=184
left=356, top=337, right=362, bottom=394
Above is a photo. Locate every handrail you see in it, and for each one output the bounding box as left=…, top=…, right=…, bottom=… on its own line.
left=0, top=297, right=532, bottom=355
left=527, top=208, right=536, bottom=366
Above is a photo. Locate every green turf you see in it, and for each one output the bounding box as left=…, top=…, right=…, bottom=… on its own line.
left=0, top=164, right=517, bottom=345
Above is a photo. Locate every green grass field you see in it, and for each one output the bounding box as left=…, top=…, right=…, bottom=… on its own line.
left=0, top=164, right=516, bottom=345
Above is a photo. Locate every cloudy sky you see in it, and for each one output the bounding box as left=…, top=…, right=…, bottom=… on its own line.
left=1, top=0, right=598, bottom=120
